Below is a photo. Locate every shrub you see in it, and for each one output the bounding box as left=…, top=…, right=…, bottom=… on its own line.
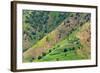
left=38, top=56, right=42, bottom=59
left=44, top=29, right=47, bottom=33
left=49, top=49, right=52, bottom=53
left=56, top=58, right=59, bottom=61
left=65, top=54, right=67, bottom=56
left=78, top=46, right=81, bottom=49
left=53, top=48, right=55, bottom=49
left=42, top=52, right=46, bottom=56
left=74, top=17, right=78, bottom=20
left=80, top=22, right=83, bottom=26
left=31, top=32, right=36, bottom=35
left=57, top=45, right=60, bottom=47
left=32, top=57, right=35, bottom=60
left=63, top=48, right=68, bottom=52
left=71, top=47, right=75, bottom=51
left=67, top=20, right=70, bottom=23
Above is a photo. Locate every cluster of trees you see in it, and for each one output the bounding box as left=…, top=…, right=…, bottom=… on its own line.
left=29, top=49, right=52, bottom=62
left=57, top=13, right=91, bottom=40
left=29, top=37, right=82, bottom=62
left=23, top=10, right=69, bottom=51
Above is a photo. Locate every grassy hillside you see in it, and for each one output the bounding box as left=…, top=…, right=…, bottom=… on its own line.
left=23, top=11, right=91, bottom=62
left=33, top=22, right=90, bottom=62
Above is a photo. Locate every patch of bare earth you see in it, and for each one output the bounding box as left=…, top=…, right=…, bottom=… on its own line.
left=76, top=22, right=91, bottom=59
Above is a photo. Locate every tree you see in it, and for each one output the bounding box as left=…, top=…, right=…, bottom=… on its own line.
left=74, top=16, right=78, bottom=20
left=38, top=56, right=42, bottom=59
left=67, top=20, right=70, bottom=23
left=71, top=47, right=75, bottom=51
left=49, top=49, right=52, bottom=53
left=63, top=48, right=68, bottom=52
left=31, top=32, right=36, bottom=35
left=32, top=57, right=35, bottom=60
left=42, top=52, right=46, bottom=56
left=80, top=22, right=83, bottom=26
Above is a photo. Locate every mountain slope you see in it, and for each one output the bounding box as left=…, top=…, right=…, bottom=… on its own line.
left=23, top=13, right=91, bottom=62
left=33, top=22, right=91, bottom=62
left=23, top=10, right=69, bottom=51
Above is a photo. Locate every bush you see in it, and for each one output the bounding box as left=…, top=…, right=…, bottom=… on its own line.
left=38, top=56, right=42, bottom=59
left=42, top=52, right=46, bottom=56
left=49, top=49, right=52, bottom=53
left=71, top=47, right=75, bottom=51
left=56, top=58, right=59, bottom=61
left=57, top=45, right=60, bottom=47
left=32, top=57, right=35, bottom=60
left=67, top=20, right=70, bottom=23
left=63, top=48, right=68, bottom=52
left=31, top=32, right=36, bottom=35
left=65, top=54, right=67, bottom=56
left=78, top=46, right=81, bottom=49
left=53, top=48, right=55, bottom=49
left=80, top=22, right=83, bottom=26
left=74, top=17, right=78, bottom=20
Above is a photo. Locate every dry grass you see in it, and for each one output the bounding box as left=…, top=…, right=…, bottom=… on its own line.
left=76, top=22, right=91, bottom=59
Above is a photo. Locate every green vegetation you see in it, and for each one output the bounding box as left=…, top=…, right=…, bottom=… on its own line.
left=32, top=22, right=90, bottom=62
left=23, top=10, right=70, bottom=51
left=22, top=10, right=91, bottom=62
